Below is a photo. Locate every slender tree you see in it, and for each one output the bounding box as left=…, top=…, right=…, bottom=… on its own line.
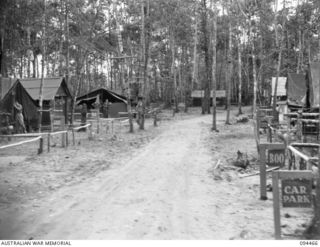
left=225, top=0, right=232, bottom=125
left=211, top=0, right=218, bottom=131
left=272, top=0, right=287, bottom=118
left=38, top=0, right=47, bottom=132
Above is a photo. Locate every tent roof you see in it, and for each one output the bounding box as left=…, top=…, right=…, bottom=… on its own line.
left=19, top=77, right=71, bottom=101
left=77, top=87, right=127, bottom=104
left=0, top=77, right=16, bottom=99
left=0, top=80, right=38, bottom=121
left=287, top=73, right=306, bottom=107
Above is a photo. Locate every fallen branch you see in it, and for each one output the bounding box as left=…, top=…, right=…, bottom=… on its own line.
left=214, top=159, right=221, bottom=169
left=239, top=166, right=280, bottom=178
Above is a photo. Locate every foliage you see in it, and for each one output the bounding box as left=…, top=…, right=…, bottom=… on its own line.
left=0, top=0, right=320, bottom=105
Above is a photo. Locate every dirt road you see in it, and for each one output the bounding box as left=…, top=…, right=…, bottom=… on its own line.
left=0, top=110, right=313, bottom=239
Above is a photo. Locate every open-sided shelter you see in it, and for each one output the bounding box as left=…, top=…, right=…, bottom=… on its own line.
left=76, top=87, right=127, bottom=118
left=0, top=80, right=38, bottom=131
left=271, top=77, right=287, bottom=106
left=19, top=77, right=72, bottom=128
left=272, top=77, right=287, bottom=97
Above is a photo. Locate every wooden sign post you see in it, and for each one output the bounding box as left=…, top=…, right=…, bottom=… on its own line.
left=272, top=170, right=314, bottom=239
left=259, top=143, right=286, bottom=200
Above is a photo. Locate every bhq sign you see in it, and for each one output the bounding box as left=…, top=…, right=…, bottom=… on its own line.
left=272, top=171, right=314, bottom=239
left=191, top=90, right=226, bottom=98
left=282, top=179, right=312, bottom=207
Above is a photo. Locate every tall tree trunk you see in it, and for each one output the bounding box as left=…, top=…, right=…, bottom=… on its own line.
left=38, top=0, right=46, bottom=132
left=252, top=40, right=257, bottom=118
left=139, top=0, right=149, bottom=129
left=116, top=15, right=124, bottom=92
left=297, top=29, right=302, bottom=73
left=171, top=34, right=178, bottom=115
left=201, top=0, right=210, bottom=115
left=0, top=30, right=4, bottom=76
left=226, top=2, right=232, bottom=124
left=0, top=7, right=6, bottom=76
left=191, top=4, right=199, bottom=91
left=58, top=1, right=64, bottom=77
left=211, top=0, right=217, bottom=131
left=65, top=0, right=71, bottom=124
left=238, top=34, right=243, bottom=115
left=272, top=0, right=286, bottom=117
left=27, top=27, right=31, bottom=78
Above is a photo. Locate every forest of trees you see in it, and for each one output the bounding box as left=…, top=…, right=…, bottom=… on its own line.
left=1, top=0, right=320, bottom=119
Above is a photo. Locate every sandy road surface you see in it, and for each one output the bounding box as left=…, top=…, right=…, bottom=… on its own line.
left=0, top=111, right=312, bottom=239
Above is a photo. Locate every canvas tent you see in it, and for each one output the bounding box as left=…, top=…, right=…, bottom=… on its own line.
left=308, top=62, right=320, bottom=108
left=287, top=73, right=307, bottom=107
left=19, top=77, right=72, bottom=128
left=0, top=80, right=38, bottom=131
left=77, top=88, right=127, bottom=118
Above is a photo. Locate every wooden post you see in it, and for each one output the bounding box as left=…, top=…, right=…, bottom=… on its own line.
left=72, top=128, right=75, bottom=145
left=272, top=171, right=281, bottom=240
left=38, top=137, right=43, bottom=154
left=66, top=131, right=68, bottom=147
left=61, top=132, right=65, bottom=147
left=259, top=145, right=267, bottom=200
left=50, top=109, right=54, bottom=131
left=253, top=120, right=260, bottom=153
left=297, top=110, right=302, bottom=141
left=47, top=132, right=50, bottom=152
left=267, top=125, right=272, bottom=143
left=97, top=110, right=100, bottom=134
left=88, top=121, right=93, bottom=140
left=153, top=111, right=158, bottom=127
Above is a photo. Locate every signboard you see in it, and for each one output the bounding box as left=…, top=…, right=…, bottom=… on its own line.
left=272, top=171, right=314, bottom=239
left=191, top=90, right=226, bottom=98
left=281, top=179, right=312, bottom=208
left=268, top=149, right=285, bottom=167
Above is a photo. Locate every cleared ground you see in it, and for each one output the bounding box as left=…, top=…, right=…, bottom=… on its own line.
left=0, top=107, right=313, bottom=239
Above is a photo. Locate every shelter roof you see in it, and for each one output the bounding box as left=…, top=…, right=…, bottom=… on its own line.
left=19, top=77, right=71, bottom=101
left=77, top=87, right=127, bottom=104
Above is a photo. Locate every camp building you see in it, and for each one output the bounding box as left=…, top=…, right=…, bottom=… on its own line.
left=0, top=77, right=72, bottom=132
